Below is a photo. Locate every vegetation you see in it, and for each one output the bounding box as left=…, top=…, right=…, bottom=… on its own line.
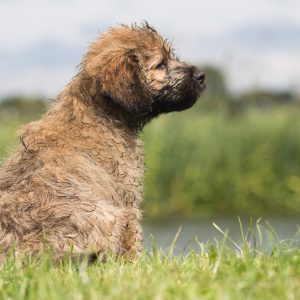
left=1, top=67, right=300, bottom=219
left=0, top=98, right=45, bottom=160
left=0, top=221, right=299, bottom=300
left=143, top=106, right=300, bottom=218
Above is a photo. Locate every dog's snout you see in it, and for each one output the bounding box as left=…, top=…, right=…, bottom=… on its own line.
left=193, top=72, right=205, bottom=83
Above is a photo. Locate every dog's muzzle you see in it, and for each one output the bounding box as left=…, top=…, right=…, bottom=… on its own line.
left=192, top=72, right=205, bottom=84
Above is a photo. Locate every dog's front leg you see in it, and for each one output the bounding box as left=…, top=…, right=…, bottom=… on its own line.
left=120, top=210, right=143, bottom=261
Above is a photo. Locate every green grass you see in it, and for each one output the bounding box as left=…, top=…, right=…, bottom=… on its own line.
left=1, top=221, right=300, bottom=300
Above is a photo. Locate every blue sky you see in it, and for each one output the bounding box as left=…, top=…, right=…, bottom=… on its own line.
left=0, top=0, right=299, bottom=97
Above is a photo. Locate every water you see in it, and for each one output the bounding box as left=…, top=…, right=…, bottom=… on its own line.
left=143, top=216, right=300, bottom=254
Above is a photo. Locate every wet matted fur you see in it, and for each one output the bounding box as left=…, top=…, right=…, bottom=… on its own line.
left=0, top=23, right=205, bottom=261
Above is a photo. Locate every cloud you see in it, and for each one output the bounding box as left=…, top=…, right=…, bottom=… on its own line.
left=0, top=39, right=84, bottom=71
left=231, top=22, right=300, bottom=52
left=0, top=0, right=300, bottom=95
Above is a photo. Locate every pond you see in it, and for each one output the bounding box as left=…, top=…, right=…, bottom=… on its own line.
left=143, top=216, right=300, bottom=254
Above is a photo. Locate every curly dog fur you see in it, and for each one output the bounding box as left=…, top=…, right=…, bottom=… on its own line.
left=0, top=23, right=205, bottom=261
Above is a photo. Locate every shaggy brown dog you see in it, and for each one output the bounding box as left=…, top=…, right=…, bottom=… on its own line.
left=0, top=23, right=205, bottom=261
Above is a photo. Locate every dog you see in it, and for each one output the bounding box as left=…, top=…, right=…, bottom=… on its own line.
left=0, top=23, right=205, bottom=261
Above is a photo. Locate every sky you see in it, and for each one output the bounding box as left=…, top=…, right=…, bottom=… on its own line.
left=0, top=0, right=300, bottom=97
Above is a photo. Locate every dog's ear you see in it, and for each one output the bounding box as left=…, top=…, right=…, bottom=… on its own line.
left=97, top=49, right=151, bottom=113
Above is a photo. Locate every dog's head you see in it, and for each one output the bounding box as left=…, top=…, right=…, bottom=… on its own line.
left=81, top=23, right=205, bottom=120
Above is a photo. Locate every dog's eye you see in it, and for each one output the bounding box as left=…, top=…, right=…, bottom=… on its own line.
left=156, top=61, right=167, bottom=70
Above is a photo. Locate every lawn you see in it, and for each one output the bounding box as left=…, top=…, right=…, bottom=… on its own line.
left=0, top=222, right=300, bottom=300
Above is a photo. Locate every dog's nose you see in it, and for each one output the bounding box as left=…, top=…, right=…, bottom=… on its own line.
left=193, top=72, right=205, bottom=84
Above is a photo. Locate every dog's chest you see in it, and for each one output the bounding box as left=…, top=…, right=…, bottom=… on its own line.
left=95, top=133, right=144, bottom=207
left=115, top=145, right=144, bottom=207
left=61, top=125, right=144, bottom=207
